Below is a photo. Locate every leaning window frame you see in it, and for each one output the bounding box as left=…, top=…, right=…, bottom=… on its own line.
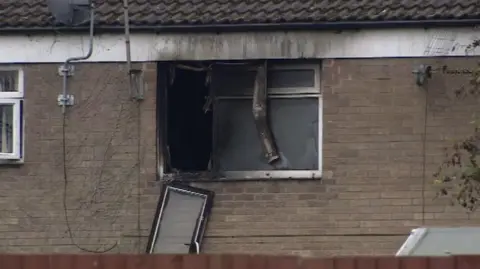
left=0, top=67, right=24, bottom=161
left=146, top=183, right=215, bottom=254
left=213, top=63, right=323, bottom=180
left=158, top=62, right=323, bottom=181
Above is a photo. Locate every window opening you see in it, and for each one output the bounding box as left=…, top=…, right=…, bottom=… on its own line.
left=166, top=67, right=212, bottom=172
left=159, top=61, right=322, bottom=179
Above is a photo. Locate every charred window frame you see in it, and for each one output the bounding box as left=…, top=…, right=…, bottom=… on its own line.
left=157, top=61, right=323, bottom=181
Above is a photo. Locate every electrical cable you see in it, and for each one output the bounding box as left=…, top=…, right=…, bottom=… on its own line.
left=421, top=82, right=429, bottom=225
left=136, top=101, right=142, bottom=252
left=62, top=109, right=118, bottom=253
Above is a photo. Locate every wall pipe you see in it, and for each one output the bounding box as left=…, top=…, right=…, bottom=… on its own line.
left=61, top=3, right=95, bottom=114
left=122, top=0, right=133, bottom=97
left=252, top=62, right=280, bottom=164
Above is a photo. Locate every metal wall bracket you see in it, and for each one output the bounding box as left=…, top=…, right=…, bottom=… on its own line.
left=412, top=65, right=432, bottom=87
left=58, top=65, right=75, bottom=77
left=57, top=94, right=75, bottom=106
left=130, top=69, right=145, bottom=101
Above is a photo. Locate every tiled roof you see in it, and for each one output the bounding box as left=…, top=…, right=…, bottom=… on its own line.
left=0, top=0, right=479, bottom=29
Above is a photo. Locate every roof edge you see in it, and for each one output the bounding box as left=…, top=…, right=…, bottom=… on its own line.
left=1, top=19, right=480, bottom=34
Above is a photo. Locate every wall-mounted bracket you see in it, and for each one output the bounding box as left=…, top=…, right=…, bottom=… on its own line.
left=130, top=69, right=145, bottom=101
left=412, top=65, right=432, bottom=87
left=57, top=94, right=75, bottom=106
left=58, top=64, right=75, bottom=77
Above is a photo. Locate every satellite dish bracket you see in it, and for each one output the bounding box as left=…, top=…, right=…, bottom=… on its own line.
left=412, top=64, right=432, bottom=87
left=49, top=0, right=96, bottom=113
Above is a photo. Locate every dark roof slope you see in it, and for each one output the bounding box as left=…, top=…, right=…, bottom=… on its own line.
left=0, top=0, right=479, bottom=29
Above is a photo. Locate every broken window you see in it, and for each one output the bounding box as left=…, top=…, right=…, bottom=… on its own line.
left=164, top=66, right=212, bottom=172
left=146, top=184, right=214, bottom=254
left=158, top=61, right=322, bottom=179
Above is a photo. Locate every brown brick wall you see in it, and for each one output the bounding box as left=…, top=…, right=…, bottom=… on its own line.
left=195, top=57, right=480, bottom=256
left=0, top=63, right=158, bottom=253
left=1, top=58, right=480, bottom=256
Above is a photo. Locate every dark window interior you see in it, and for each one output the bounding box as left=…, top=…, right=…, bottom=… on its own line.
left=167, top=68, right=212, bottom=172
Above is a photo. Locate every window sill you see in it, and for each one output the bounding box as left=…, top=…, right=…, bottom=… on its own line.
left=0, top=158, right=24, bottom=166
left=162, top=170, right=322, bottom=182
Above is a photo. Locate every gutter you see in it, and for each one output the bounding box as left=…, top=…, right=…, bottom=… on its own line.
left=1, top=19, right=480, bottom=34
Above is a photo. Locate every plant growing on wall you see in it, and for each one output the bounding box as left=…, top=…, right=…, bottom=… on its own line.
left=434, top=39, right=480, bottom=211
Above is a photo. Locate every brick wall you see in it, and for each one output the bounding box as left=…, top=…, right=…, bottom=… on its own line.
left=195, top=57, right=480, bottom=256
left=2, top=58, right=480, bottom=255
left=0, top=63, right=158, bottom=253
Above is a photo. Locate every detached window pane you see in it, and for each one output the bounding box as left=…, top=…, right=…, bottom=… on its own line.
left=148, top=185, right=214, bottom=255
left=153, top=190, right=204, bottom=253
left=0, top=104, right=14, bottom=153
left=214, top=98, right=319, bottom=171
left=0, top=71, right=18, bottom=93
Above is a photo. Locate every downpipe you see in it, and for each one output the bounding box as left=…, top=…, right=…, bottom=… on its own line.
left=252, top=62, right=280, bottom=164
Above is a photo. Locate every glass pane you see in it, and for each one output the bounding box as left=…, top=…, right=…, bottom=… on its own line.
left=212, top=68, right=317, bottom=97
left=214, top=98, right=319, bottom=171
left=153, top=190, right=205, bottom=254
left=0, top=104, right=13, bottom=153
left=267, top=69, right=316, bottom=88
left=212, top=69, right=256, bottom=96
left=0, top=71, right=18, bottom=92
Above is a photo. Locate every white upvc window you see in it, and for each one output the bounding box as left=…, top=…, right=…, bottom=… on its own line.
left=0, top=68, right=24, bottom=160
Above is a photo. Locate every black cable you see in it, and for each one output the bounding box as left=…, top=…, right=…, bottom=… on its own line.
left=136, top=101, right=142, bottom=252
left=54, top=15, right=117, bottom=253
left=421, top=82, right=430, bottom=225
left=62, top=107, right=117, bottom=253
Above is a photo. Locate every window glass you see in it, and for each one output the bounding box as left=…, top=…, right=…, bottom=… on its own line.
left=213, top=67, right=317, bottom=96
left=152, top=190, right=204, bottom=254
left=214, top=98, right=319, bottom=171
left=212, top=69, right=256, bottom=96
left=0, top=71, right=18, bottom=93
left=148, top=185, right=214, bottom=254
left=0, top=104, right=14, bottom=153
left=267, top=69, right=316, bottom=88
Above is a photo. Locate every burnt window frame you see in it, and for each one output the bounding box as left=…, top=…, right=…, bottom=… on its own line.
left=156, top=61, right=323, bottom=181
left=146, top=183, right=215, bottom=254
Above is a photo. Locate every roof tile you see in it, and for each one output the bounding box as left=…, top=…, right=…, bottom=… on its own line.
left=0, top=0, right=479, bottom=29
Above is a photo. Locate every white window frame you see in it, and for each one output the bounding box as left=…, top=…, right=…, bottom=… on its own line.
left=265, top=63, right=321, bottom=95
left=0, top=68, right=24, bottom=98
left=0, top=67, right=24, bottom=161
